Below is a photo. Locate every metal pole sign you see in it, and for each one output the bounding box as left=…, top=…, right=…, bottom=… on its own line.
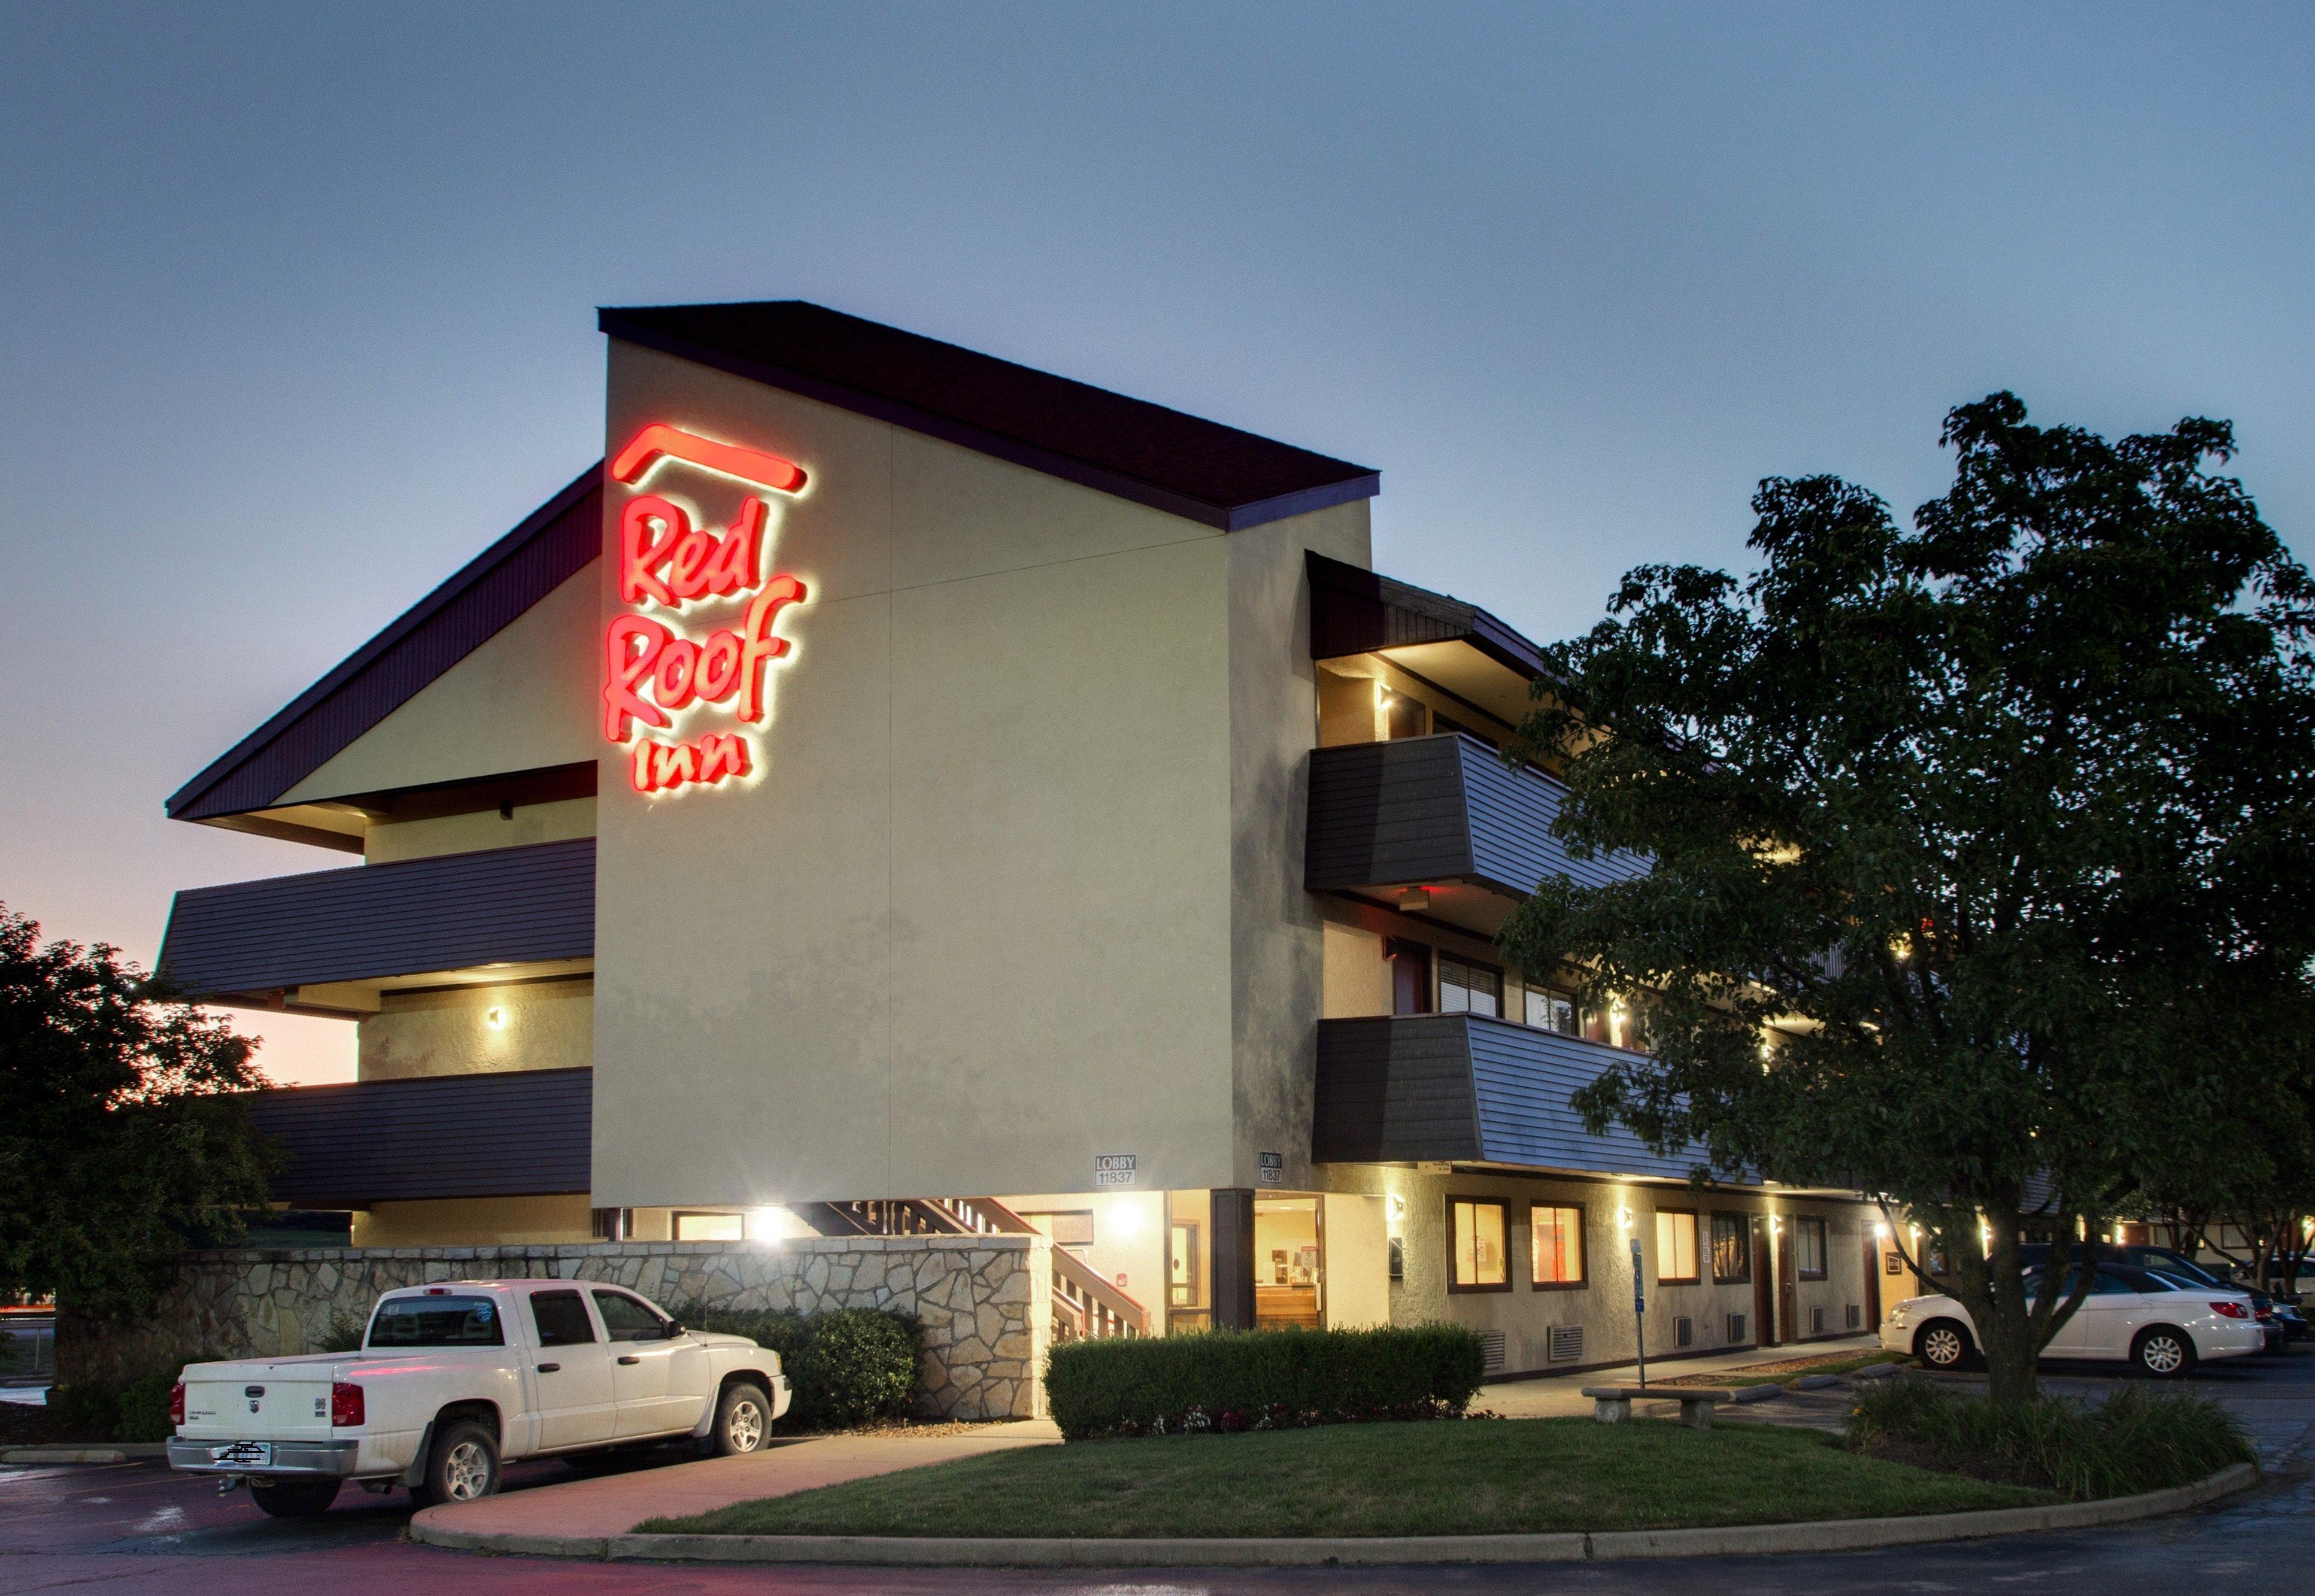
left=1629, top=1236, right=1647, bottom=1388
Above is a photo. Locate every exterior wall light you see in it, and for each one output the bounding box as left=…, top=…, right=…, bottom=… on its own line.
left=1388, top=1191, right=1407, bottom=1224
left=484, top=1006, right=507, bottom=1031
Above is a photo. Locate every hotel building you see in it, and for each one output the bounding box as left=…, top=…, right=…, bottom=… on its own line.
left=159, top=302, right=1898, bottom=1376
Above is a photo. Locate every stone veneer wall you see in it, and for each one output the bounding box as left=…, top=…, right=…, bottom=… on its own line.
left=57, top=1235, right=1054, bottom=1421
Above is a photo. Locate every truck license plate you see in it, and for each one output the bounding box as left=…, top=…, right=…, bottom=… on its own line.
left=210, top=1442, right=272, bottom=1467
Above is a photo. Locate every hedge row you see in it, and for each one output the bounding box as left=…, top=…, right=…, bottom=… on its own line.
left=672, top=1304, right=919, bottom=1430
left=1045, top=1324, right=1488, bottom=1440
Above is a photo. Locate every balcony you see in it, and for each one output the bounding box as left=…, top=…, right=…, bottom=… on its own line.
left=1304, top=734, right=1643, bottom=933
left=1313, top=1014, right=1713, bottom=1181
left=245, top=1066, right=591, bottom=1207
left=157, top=838, right=594, bottom=1015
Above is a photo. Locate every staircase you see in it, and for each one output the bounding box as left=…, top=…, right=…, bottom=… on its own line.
left=796, top=1196, right=1149, bottom=1342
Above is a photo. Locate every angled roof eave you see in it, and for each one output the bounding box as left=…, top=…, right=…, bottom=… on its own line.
left=1304, top=550, right=1565, bottom=688
left=598, top=301, right=1379, bottom=532
left=166, top=463, right=603, bottom=824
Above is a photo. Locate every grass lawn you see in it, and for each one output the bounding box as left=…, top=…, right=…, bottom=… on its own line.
left=639, top=1418, right=2050, bottom=1539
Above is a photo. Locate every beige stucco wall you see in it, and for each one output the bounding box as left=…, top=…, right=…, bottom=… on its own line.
left=1322, top=1191, right=1391, bottom=1328
left=356, top=979, right=592, bottom=1080
left=1322, top=917, right=1393, bottom=1018
left=281, top=563, right=598, bottom=806
left=351, top=1194, right=593, bottom=1246
left=366, top=797, right=596, bottom=863
left=589, top=340, right=1369, bottom=1210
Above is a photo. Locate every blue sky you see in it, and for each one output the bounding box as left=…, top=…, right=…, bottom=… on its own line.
left=2, top=2, right=2307, bottom=1081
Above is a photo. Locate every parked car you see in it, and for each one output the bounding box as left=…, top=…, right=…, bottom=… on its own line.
left=1882, top=1263, right=2265, bottom=1376
left=166, top=1281, right=789, bottom=1517
left=2021, top=1242, right=2305, bottom=1349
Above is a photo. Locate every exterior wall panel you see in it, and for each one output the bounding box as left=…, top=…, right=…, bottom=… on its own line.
left=246, top=1066, right=591, bottom=1206
left=158, top=838, right=594, bottom=996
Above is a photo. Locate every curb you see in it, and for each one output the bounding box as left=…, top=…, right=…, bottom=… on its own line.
left=406, top=1461, right=2260, bottom=1567
left=1, top=1445, right=168, bottom=1464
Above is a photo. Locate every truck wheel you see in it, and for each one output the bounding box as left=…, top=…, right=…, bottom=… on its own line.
left=416, top=1419, right=501, bottom=1503
left=712, top=1380, right=773, bottom=1456
left=248, top=1477, right=342, bottom=1518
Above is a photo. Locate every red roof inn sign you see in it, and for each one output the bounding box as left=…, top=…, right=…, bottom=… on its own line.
left=600, top=424, right=810, bottom=795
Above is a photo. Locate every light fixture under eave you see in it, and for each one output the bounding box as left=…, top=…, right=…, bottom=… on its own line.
left=1396, top=886, right=1431, bottom=913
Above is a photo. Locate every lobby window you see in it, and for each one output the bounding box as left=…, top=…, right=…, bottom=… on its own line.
left=673, top=1211, right=744, bottom=1242
left=1524, top=986, right=1578, bottom=1036
left=1655, top=1209, right=1700, bottom=1284
left=1712, top=1213, right=1752, bottom=1283
left=1449, top=1198, right=1510, bottom=1291
left=1530, top=1203, right=1585, bottom=1288
left=1796, top=1216, right=1828, bottom=1279
left=1438, top=954, right=1501, bottom=1018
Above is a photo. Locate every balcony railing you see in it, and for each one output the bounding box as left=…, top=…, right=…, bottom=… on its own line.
left=1305, top=734, right=1644, bottom=899
left=1313, top=1014, right=1715, bottom=1182
left=158, top=837, right=594, bottom=1006
left=244, top=1066, right=593, bottom=1207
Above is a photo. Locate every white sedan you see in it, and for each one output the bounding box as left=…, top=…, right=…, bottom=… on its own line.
left=1882, top=1263, right=2265, bottom=1376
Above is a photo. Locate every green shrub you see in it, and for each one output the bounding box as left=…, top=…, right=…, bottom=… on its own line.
left=1847, top=1378, right=2254, bottom=1498
left=671, top=1303, right=919, bottom=1430
left=47, top=1351, right=238, bottom=1443
left=316, top=1310, right=368, bottom=1354
left=1043, top=1324, right=1488, bottom=1442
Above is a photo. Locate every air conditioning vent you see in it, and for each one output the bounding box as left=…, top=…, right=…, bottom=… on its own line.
left=1812, top=1306, right=1826, bottom=1336
left=1549, top=1325, right=1583, bottom=1363
left=1675, top=1316, right=1694, bottom=1348
left=1480, top=1330, right=1507, bottom=1372
left=1727, top=1312, right=1747, bottom=1343
left=1847, top=1303, right=1862, bottom=1330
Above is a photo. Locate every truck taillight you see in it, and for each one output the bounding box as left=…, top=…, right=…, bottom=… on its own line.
left=2210, top=1301, right=2250, bottom=1319
left=330, top=1381, right=365, bottom=1427
left=168, top=1382, right=186, bottom=1428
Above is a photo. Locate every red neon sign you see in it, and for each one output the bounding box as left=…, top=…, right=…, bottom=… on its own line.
left=602, top=424, right=809, bottom=794
left=610, top=423, right=806, bottom=495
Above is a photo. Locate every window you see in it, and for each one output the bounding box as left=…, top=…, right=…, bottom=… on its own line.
left=673, top=1211, right=744, bottom=1241
left=1449, top=1198, right=1510, bottom=1291
left=1712, top=1213, right=1752, bottom=1283
left=590, top=1207, right=632, bottom=1241
left=1530, top=1204, right=1585, bottom=1287
left=529, top=1289, right=597, bottom=1348
left=1796, top=1216, right=1828, bottom=1279
left=592, top=1289, right=671, bottom=1342
left=368, top=1294, right=506, bottom=1348
left=1655, top=1209, right=1700, bottom=1284
left=1524, top=987, right=1577, bottom=1036
left=1438, top=955, right=1501, bottom=1017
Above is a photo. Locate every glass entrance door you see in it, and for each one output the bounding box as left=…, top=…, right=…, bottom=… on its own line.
left=1254, top=1196, right=1324, bottom=1329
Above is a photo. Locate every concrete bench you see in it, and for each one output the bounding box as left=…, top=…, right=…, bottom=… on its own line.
left=1579, top=1385, right=1737, bottom=1428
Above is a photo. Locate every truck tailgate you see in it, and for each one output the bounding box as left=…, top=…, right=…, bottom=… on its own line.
left=179, top=1356, right=341, bottom=1442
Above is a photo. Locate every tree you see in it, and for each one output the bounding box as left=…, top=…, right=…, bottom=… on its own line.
left=0, top=902, right=273, bottom=1318
left=1501, top=394, right=2315, bottom=1408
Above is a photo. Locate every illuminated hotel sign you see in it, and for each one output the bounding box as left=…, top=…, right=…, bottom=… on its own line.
left=600, top=424, right=810, bottom=795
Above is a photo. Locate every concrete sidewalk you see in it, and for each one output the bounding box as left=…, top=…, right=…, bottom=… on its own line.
left=412, top=1420, right=1063, bottom=1543
left=1477, top=1334, right=1882, bottom=1419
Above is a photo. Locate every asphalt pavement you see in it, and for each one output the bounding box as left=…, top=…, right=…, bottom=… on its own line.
left=4, top=1348, right=2310, bottom=1595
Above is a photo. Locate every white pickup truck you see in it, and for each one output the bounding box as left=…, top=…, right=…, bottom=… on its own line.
left=165, top=1279, right=790, bottom=1517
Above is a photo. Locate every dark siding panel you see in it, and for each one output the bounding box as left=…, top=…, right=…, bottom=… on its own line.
left=247, top=1068, right=591, bottom=1205
left=1304, top=739, right=1477, bottom=889
left=1457, top=739, right=1649, bottom=895
left=1313, top=1014, right=1724, bottom=1181
left=159, top=838, right=594, bottom=995
left=1305, top=735, right=1648, bottom=895
left=1313, top=1017, right=1482, bottom=1163
left=169, top=472, right=602, bottom=821
left=1464, top=1017, right=1717, bottom=1181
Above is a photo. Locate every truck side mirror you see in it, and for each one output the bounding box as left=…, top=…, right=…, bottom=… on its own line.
left=666, top=1322, right=685, bottom=1338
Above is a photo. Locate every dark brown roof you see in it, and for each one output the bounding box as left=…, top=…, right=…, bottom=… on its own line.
left=597, top=301, right=1379, bottom=530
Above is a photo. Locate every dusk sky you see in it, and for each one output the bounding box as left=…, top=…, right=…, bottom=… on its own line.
left=2, top=3, right=2307, bottom=1085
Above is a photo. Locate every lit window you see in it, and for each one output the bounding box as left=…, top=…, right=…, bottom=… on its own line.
left=1439, top=955, right=1501, bottom=1018
left=1655, top=1210, right=1699, bottom=1283
left=1796, top=1216, right=1828, bottom=1279
left=673, top=1212, right=744, bottom=1242
left=1450, top=1199, right=1509, bottom=1291
left=1524, top=987, right=1577, bottom=1035
left=1531, top=1204, right=1585, bottom=1286
left=1712, top=1213, right=1751, bottom=1282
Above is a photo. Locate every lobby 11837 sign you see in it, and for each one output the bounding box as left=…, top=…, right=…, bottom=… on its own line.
left=600, top=424, right=811, bottom=796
